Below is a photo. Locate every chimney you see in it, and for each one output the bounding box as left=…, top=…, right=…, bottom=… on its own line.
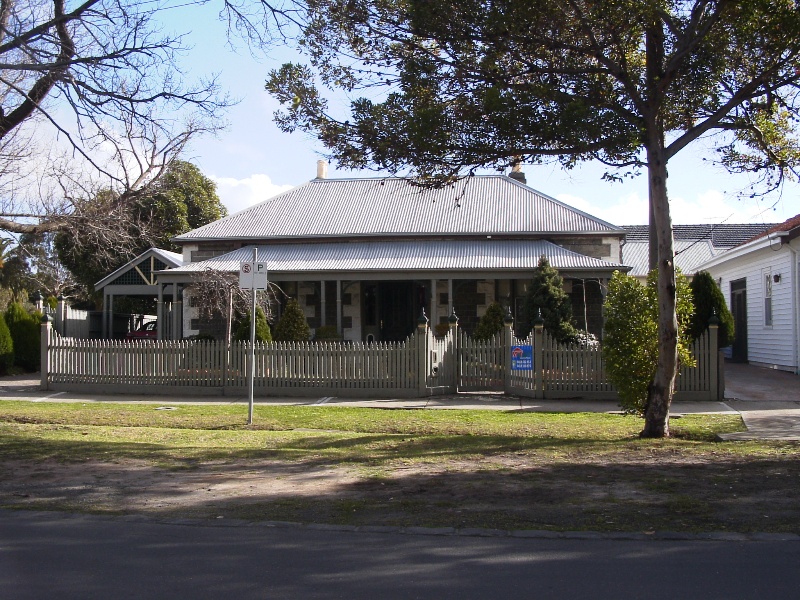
left=508, top=162, right=526, bottom=185
left=316, top=159, right=328, bottom=179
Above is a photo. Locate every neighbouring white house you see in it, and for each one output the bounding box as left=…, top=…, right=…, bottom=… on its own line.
left=696, top=214, right=800, bottom=374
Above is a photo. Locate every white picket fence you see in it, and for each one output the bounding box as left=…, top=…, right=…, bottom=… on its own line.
left=40, top=320, right=722, bottom=401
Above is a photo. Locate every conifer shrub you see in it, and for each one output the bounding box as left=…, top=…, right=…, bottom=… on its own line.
left=689, top=270, right=735, bottom=348
left=473, top=302, right=507, bottom=340
left=603, top=270, right=695, bottom=415
left=233, top=306, right=272, bottom=343
left=5, top=302, right=39, bottom=371
left=520, top=255, right=577, bottom=342
left=274, top=299, right=311, bottom=341
left=0, top=314, right=14, bottom=374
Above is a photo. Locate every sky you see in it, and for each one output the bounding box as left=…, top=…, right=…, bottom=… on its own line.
left=158, top=3, right=799, bottom=227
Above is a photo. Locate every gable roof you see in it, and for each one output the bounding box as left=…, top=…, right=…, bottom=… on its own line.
left=162, top=239, right=627, bottom=278
left=95, top=247, right=184, bottom=290
left=623, top=224, right=776, bottom=248
left=175, top=175, right=623, bottom=242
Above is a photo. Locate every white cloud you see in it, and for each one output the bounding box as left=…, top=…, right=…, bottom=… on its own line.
left=212, top=173, right=294, bottom=214
left=556, top=192, right=648, bottom=226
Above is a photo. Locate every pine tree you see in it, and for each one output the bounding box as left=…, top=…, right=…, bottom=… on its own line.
left=233, top=306, right=272, bottom=343
left=521, top=256, right=576, bottom=343
left=473, top=302, right=506, bottom=341
left=273, top=299, right=311, bottom=342
left=689, top=271, right=735, bottom=348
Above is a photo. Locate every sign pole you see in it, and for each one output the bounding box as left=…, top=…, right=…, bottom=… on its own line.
left=247, top=248, right=257, bottom=425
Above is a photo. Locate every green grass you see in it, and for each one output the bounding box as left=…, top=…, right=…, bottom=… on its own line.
left=1, top=400, right=799, bottom=533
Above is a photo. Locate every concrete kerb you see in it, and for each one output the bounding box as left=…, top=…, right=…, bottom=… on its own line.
left=3, top=508, right=798, bottom=543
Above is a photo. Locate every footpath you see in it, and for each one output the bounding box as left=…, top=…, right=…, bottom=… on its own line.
left=0, top=361, right=798, bottom=440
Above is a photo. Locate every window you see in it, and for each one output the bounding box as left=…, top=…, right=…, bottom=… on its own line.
left=764, top=272, right=773, bottom=327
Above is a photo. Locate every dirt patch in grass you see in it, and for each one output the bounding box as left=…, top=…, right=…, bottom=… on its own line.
left=2, top=449, right=799, bottom=533
left=0, top=402, right=796, bottom=533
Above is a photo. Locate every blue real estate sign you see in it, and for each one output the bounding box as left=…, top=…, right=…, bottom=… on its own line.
left=511, top=345, right=533, bottom=371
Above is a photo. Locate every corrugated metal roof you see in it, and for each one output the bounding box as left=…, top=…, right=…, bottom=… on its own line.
left=175, top=176, right=623, bottom=241
left=164, top=239, right=626, bottom=276
left=622, top=241, right=718, bottom=278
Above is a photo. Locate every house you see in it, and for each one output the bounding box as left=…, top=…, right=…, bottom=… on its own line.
left=695, top=214, right=800, bottom=373
left=157, top=163, right=630, bottom=342
left=620, top=224, right=775, bottom=282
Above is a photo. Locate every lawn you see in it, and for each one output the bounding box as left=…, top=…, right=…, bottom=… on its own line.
left=0, top=400, right=798, bottom=533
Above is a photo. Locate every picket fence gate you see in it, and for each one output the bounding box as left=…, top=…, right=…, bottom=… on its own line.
left=40, top=318, right=723, bottom=401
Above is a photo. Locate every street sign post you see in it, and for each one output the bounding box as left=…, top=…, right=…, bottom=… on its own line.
left=239, top=250, right=267, bottom=425
left=239, top=261, right=268, bottom=290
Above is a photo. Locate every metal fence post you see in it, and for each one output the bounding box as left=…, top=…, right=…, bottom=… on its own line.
left=503, top=307, right=514, bottom=394
left=448, top=309, right=458, bottom=391
left=708, top=312, right=720, bottom=401
left=416, top=309, right=429, bottom=396
left=534, top=313, right=544, bottom=400
left=40, top=314, right=52, bottom=391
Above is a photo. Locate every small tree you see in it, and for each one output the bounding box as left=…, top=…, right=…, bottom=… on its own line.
left=473, top=302, right=506, bottom=341
left=0, top=314, right=14, bottom=374
left=274, top=299, right=312, bottom=342
left=5, top=302, right=39, bottom=371
left=603, top=271, right=694, bottom=416
left=521, top=256, right=576, bottom=343
left=689, top=271, right=735, bottom=349
left=233, top=306, right=272, bottom=343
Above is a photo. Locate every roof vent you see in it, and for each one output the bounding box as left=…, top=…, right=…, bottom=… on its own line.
left=316, top=160, right=328, bottom=179
left=508, top=163, right=526, bottom=184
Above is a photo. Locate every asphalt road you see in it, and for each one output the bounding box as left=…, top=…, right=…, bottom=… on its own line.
left=1, top=510, right=798, bottom=599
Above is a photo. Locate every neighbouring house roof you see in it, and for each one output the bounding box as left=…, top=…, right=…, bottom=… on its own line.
left=696, top=213, right=800, bottom=271
left=174, top=176, right=624, bottom=242
left=622, top=240, right=719, bottom=278
left=740, top=213, right=800, bottom=245
left=160, top=239, right=628, bottom=279
left=95, top=248, right=184, bottom=291
left=622, top=224, right=776, bottom=248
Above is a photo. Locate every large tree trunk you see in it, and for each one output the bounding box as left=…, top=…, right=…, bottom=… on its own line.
left=642, top=138, right=678, bottom=438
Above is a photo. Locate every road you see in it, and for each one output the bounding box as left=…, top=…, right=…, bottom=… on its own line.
left=1, top=510, right=798, bottom=599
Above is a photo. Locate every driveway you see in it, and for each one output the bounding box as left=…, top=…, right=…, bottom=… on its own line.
left=722, top=361, right=800, bottom=441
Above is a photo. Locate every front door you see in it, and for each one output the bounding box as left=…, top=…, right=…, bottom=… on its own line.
left=379, top=281, right=415, bottom=341
left=730, top=279, right=748, bottom=362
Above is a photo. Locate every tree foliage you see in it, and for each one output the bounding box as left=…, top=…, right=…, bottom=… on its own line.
left=55, top=161, right=226, bottom=299
left=274, top=298, right=311, bottom=341
left=689, top=270, right=735, bottom=348
left=0, top=0, right=231, bottom=267
left=473, top=301, right=507, bottom=341
left=0, top=314, right=14, bottom=374
left=603, top=271, right=694, bottom=416
left=265, top=0, right=800, bottom=437
left=5, top=302, right=39, bottom=372
left=520, top=256, right=576, bottom=343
